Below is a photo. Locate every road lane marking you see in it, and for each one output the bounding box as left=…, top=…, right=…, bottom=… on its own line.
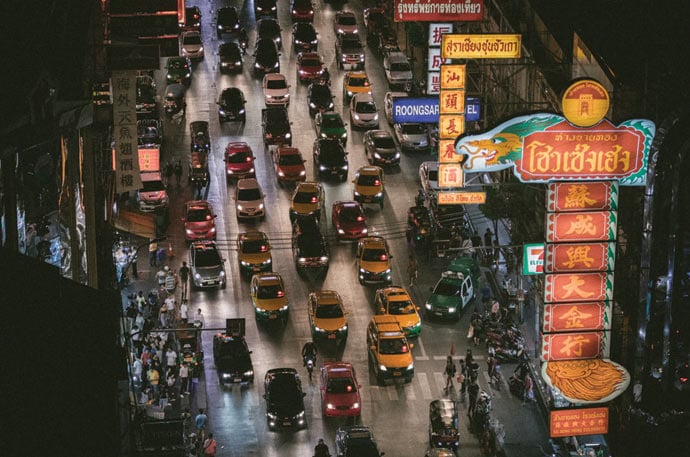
left=415, top=336, right=429, bottom=360
left=417, top=372, right=433, bottom=400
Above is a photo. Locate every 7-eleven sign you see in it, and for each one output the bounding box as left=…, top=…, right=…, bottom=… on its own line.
left=524, top=243, right=544, bottom=275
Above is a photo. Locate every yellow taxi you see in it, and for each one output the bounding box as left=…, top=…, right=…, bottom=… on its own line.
left=343, top=71, right=372, bottom=101
left=352, top=165, right=384, bottom=209
left=366, top=315, right=414, bottom=384
left=374, top=286, right=421, bottom=337
left=237, top=230, right=272, bottom=277
left=250, top=273, right=289, bottom=325
left=290, top=181, right=325, bottom=223
left=356, top=236, right=392, bottom=285
left=308, top=290, right=349, bottom=346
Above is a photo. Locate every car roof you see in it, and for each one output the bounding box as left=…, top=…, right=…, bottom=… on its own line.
left=238, top=230, right=268, bottom=242
left=191, top=240, right=219, bottom=251
left=226, top=141, right=250, bottom=152
left=296, top=181, right=320, bottom=192
left=186, top=200, right=211, bottom=210
left=334, top=200, right=362, bottom=209
left=386, top=51, right=409, bottom=62
left=386, top=91, right=408, bottom=99
left=263, top=72, right=287, bottom=82
left=352, top=93, right=375, bottom=103
left=278, top=146, right=301, bottom=155
left=360, top=236, right=385, bottom=246
left=357, top=165, right=382, bottom=175
left=323, top=362, right=355, bottom=377
left=253, top=272, right=283, bottom=285
left=313, top=290, right=342, bottom=303
left=346, top=71, right=368, bottom=78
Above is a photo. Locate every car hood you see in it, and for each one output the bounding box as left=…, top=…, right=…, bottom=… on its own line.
left=296, top=238, right=326, bottom=257
left=338, top=220, right=366, bottom=233
left=237, top=198, right=263, bottom=208
left=390, top=313, right=420, bottom=329
left=359, top=259, right=390, bottom=273
left=292, top=202, right=318, bottom=214
left=265, top=88, right=289, bottom=98
left=254, top=296, right=289, bottom=311
left=388, top=69, right=413, bottom=81
left=320, top=126, right=347, bottom=136
left=355, top=184, right=382, bottom=196
left=186, top=221, right=214, bottom=231
left=312, top=315, right=347, bottom=331
left=227, top=162, right=253, bottom=172
left=216, top=355, right=252, bottom=373
left=240, top=252, right=271, bottom=264
left=194, top=265, right=224, bottom=277
left=268, top=396, right=304, bottom=415
left=374, top=146, right=397, bottom=156
left=427, top=294, right=460, bottom=310
left=278, top=164, right=305, bottom=175
left=378, top=351, right=413, bottom=368
left=324, top=390, right=360, bottom=407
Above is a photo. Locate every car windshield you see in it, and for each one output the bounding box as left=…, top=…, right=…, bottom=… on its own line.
left=169, top=59, right=188, bottom=70
left=355, top=102, right=377, bottom=113
left=373, top=136, right=395, bottom=148
left=344, top=441, right=379, bottom=457
left=141, top=180, right=165, bottom=191
left=379, top=337, right=409, bottom=354
left=220, top=45, right=238, bottom=57
left=357, top=174, right=381, bottom=186
left=217, top=340, right=247, bottom=359
left=301, top=58, right=321, bottom=67
left=320, top=146, right=346, bottom=164
left=265, top=109, right=287, bottom=123
left=237, top=188, right=262, bottom=201
left=348, top=77, right=369, bottom=87
left=327, top=377, right=357, bottom=394
left=390, top=62, right=410, bottom=72
left=388, top=299, right=416, bottom=315
left=427, top=170, right=438, bottom=182
left=312, top=86, right=331, bottom=98
left=279, top=154, right=303, bottom=165
left=294, top=191, right=318, bottom=203
left=184, top=35, right=202, bottom=45
left=362, top=248, right=387, bottom=262
left=433, top=280, right=461, bottom=297
left=338, top=16, right=357, bottom=25
left=268, top=375, right=300, bottom=399
left=241, top=239, right=269, bottom=254
left=187, top=209, right=212, bottom=222
left=315, top=303, right=344, bottom=318
left=260, top=21, right=280, bottom=35
left=195, top=249, right=221, bottom=267
left=227, top=151, right=250, bottom=163
left=257, top=284, right=285, bottom=299
left=339, top=207, right=364, bottom=223
left=401, top=124, right=426, bottom=134
left=322, top=116, right=344, bottom=128
left=266, top=79, right=287, bottom=90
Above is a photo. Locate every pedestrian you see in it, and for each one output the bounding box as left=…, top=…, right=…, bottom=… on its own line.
left=407, top=254, right=419, bottom=287
left=135, top=290, right=147, bottom=310
left=131, top=325, right=142, bottom=354
left=202, top=433, right=217, bottom=457
left=484, top=228, right=493, bottom=251
left=174, top=160, right=183, bottom=186
left=466, top=321, right=475, bottom=346
left=159, top=385, right=169, bottom=408
left=149, top=239, right=158, bottom=267
left=487, top=355, right=497, bottom=383
left=465, top=348, right=474, bottom=367
left=179, top=362, right=190, bottom=394
left=157, top=246, right=167, bottom=266
left=164, top=161, right=174, bottom=186
left=481, top=283, right=491, bottom=309
left=131, top=252, right=139, bottom=279
left=443, top=355, right=457, bottom=392
left=195, top=408, right=208, bottom=440
left=179, top=261, right=190, bottom=301
left=468, top=381, right=480, bottom=416
left=490, top=299, right=500, bottom=322
left=459, top=359, right=467, bottom=398
left=179, top=301, right=189, bottom=324
left=165, top=347, right=178, bottom=373
left=193, top=308, right=205, bottom=328
left=471, top=315, right=483, bottom=347
left=522, top=373, right=534, bottom=406
left=126, top=301, right=138, bottom=334
left=164, top=268, right=177, bottom=295
left=147, top=364, right=160, bottom=398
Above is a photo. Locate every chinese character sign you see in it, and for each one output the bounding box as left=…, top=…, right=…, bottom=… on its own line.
left=547, top=181, right=618, bottom=212
left=545, top=242, right=616, bottom=273
left=427, top=72, right=440, bottom=95
left=439, top=90, right=465, bottom=114
left=438, top=164, right=463, bottom=187
left=111, top=71, right=142, bottom=193
left=428, top=47, right=449, bottom=72
left=429, top=23, right=453, bottom=47
left=439, top=114, right=465, bottom=139
left=544, top=272, right=614, bottom=304
left=438, top=139, right=459, bottom=163
left=543, top=302, right=612, bottom=333
left=542, top=331, right=604, bottom=360
left=545, top=211, right=617, bottom=243
left=440, top=65, right=466, bottom=89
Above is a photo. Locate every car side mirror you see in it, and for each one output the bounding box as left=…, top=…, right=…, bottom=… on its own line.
left=409, top=343, right=414, bottom=349
left=379, top=308, right=385, bottom=313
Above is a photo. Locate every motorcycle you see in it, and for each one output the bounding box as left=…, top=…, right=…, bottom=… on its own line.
left=508, top=362, right=530, bottom=398
left=164, top=83, right=186, bottom=119
left=304, top=353, right=316, bottom=381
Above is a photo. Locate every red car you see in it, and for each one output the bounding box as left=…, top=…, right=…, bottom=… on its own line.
left=272, top=146, right=307, bottom=184
left=296, top=52, right=325, bottom=83
left=290, top=0, right=314, bottom=22
left=224, top=142, right=256, bottom=181
left=320, top=362, right=361, bottom=417
left=183, top=200, right=217, bottom=241
left=331, top=201, right=368, bottom=241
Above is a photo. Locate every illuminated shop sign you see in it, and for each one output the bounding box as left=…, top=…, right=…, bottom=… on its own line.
left=441, top=34, right=521, bottom=59
left=394, top=0, right=484, bottom=22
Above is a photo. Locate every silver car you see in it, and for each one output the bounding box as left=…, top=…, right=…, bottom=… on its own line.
left=235, top=178, right=266, bottom=220
left=349, top=93, right=379, bottom=129
left=394, top=122, right=429, bottom=152
left=189, top=241, right=226, bottom=289
left=180, top=31, right=204, bottom=59
left=363, top=130, right=400, bottom=166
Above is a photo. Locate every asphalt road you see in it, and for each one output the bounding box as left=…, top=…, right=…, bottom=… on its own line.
left=140, top=1, right=553, bottom=456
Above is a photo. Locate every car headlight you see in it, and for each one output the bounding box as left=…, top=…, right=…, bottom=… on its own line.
left=425, top=303, right=432, bottom=310
left=382, top=268, right=391, bottom=275
left=298, top=257, right=307, bottom=263
left=353, top=28, right=359, bottom=34
left=217, top=25, right=223, bottom=30
left=347, top=90, right=353, bottom=97
left=379, top=364, right=387, bottom=371
left=374, top=153, right=381, bottom=159
left=255, top=62, right=261, bottom=68
left=240, top=260, right=251, bottom=266
left=237, top=204, right=243, bottom=210
left=311, top=39, right=317, bottom=44
left=271, top=6, right=276, bottom=10
left=337, top=229, right=345, bottom=234
left=448, top=307, right=456, bottom=313
left=186, top=229, right=193, bottom=235
left=407, top=363, right=414, bottom=370
left=320, top=256, right=329, bottom=262
left=235, top=61, right=242, bottom=66
left=263, top=258, right=272, bottom=265
left=222, top=373, right=232, bottom=378
left=319, top=165, right=327, bottom=171
left=299, top=170, right=306, bottom=176
left=194, top=273, right=201, bottom=280
left=210, top=227, right=216, bottom=233
left=267, top=412, right=277, bottom=420
left=273, top=61, right=279, bottom=69
left=218, top=109, right=226, bottom=115
left=362, top=228, right=368, bottom=234
left=259, top=203, right=264, bottom=209
left=373, top=114, right=379, bottom=120
left=328, top=102, right=334, bottom=109
left=309, top=102, right=317, bottom=108
left=320, top=132, right=327, bottom=138
left=395, top=152, right=401, bottom=158
left=326, top=403, right=335, bottom=410
left=338, top=324, right=348, bottom=332
left=353, top=114, right=360, bottom=120
left=341, top=165, right=348, bottom=170
left=239, top=108, right=245, bottom=114
left=279, top=305, right=288, bottom=311
left=354, top=191, right=361, bottom=196
left=359, top=268, right=366, bottom=273
left=278, top=170, right=285, bottom=177
left=352, top=402, right=360, bottom=409
left=374, top=192, right=383, bottom=197
left=285, top=133, right=291, bottom=138
left=244, top=370, right=254, bottom=377
left=219, top=271, right=226, bottom=277
left=337, top=28, right=344, bottom=34
left=314, top=325, right=326, bottom=333
left=198, top=46, right=203, bottom=52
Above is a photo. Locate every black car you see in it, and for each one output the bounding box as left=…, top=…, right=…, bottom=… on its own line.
left=183, top=6, right=201, bottom=31
left=254, top=38, right=280, bottom=75
left=335, top=426, right=385, bottom=457
left=262, top=107, right=292, bottom=146
left=307, top=83, right=334, bottom=116
left=292, top=22, right=318, bottom=52
left=137, top=119, right=163, bottom=146
left=257, top=18, right=282, bottom=50
left=255, top=0, right=278, bottom=18
left=335, top=33, right=365, bottom=70
left=218, top=42, right=243, bottom=73
left=213, top=333, right=254, bottom=385
left=313, top=138, right=348, bottom=181
left=190, top=121, right=211, bottom=153
left=292, top=215, right=329, bottom=273
left=135, top=77, right=157, bottom=118
left=216, top=7, right=240, bottom=38
left=263, top=368, right=306, bottom=430
left=218, top=88, right=246, bottom=122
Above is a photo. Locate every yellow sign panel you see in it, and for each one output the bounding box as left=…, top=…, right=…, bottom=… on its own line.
left=441, top=34, right=522, bottom=59
left=438, top=164, right=464, bottom=188
left=440, top=65, right=466, bottom=89
left=437, top=191, right=486, bottom=205
left=438, top=139, right=460, bottom=163
left=561, top=79, right=610, bottom=127
left=440, top=90, right=465, bottom=114
left=438, top=114, right=465, bottom=139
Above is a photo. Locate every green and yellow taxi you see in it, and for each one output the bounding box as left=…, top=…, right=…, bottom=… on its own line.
left=366, top=315, right=414, bottom=384
left=250, top=273, right=289, bottom=324
left=237, top=230, right=272, bottom=276
left=374, top=286, right=421, bottom=337
left=356, top=236, right=392, bottom=285
left=352, top=165, right=385, bottom=209
left=308, top=290, right=348, bottom=345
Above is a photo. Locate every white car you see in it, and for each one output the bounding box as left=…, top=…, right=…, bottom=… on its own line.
left=263, top=73, right=290, bottom=106
left=180, top=31, right=204, bottom=59
left=349, top=93, right=379, bottom=129
left=419, top=161, right=440, bottom=195
left=383, top=52, right=413, bottom=90
left=384, top=91, right=408, bottom=125
left=334, top=11, right=358, bottom=35
left=235, top=178, right=266, bottom=220
left=394, top=123, right=429, bottom=152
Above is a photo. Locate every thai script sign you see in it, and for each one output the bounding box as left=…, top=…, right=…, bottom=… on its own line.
left=543, top=302, right=612, bottom=333
left=544, top=272, right=614, bottom=303
left=112, top=70, right=142, bottom=192
left=550, top=408, right=609, bottom=438
left=394, top=0, right=484, bottom=22
left=437, top=191, right=486, bottom=205
left=523, top=243, right=544, bottom=275
left=542, top=331, right=605, bottom=360
left=545, top=211, right=617, bottom=243
left=545, top=242, right=616, bottom=273
left=453, top=113, right=655, bottom=186
left=392, top=97, right=439, bottom=124
left=547, top=181, right=618, bottom=212
left=441, top=34, right=521, bottom=59
left=438, top=164, right=464, bottom=187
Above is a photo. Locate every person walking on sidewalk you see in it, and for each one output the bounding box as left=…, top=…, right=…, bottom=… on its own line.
left=149, top=239, right=158, bottom=267
left=407, top=254, right=419, bottom=287
left=179, top=301, right=189, bottom=324
left=179, top=261, right=190, bottom=301
left=193, top=308, right=205, bottom=329
left=468, top=380, right=480, bottom=417
left=443, top=355, right=457, bottom=392
left=179, top=362, right=190, bottom=394
left=174, top=160, right=183, bottom=186
left=522, top=373, right=534, bottom=406
left=203, top=433, right=217, bottom=457
left=195, top=408, right=208, bottom=441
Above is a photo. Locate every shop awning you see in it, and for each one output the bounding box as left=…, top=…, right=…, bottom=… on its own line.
left=113, top=207, right=155, bottom=239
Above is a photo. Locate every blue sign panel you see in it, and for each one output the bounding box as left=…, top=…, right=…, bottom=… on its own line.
left=392, top=97, right=439, bottom=124
left=465, top=97, right=481, bottom=122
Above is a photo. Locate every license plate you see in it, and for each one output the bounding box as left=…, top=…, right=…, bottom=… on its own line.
left=434, top=311, right=443, bottom=316
left=233, top=378, right=242, bottom=383
left=253, top=267, right=260, bottom=271
left=328, top=334, right=336, bottom=340
left=393, top=371, right=402, bottom=376
left=363, top=197, right=372, bottom=202
left=269, top=314, right=277, bottom=319
left=283, top=421, right=291, bottom=426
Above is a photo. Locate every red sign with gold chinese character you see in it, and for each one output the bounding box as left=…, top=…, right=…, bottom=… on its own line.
left=547, top=181, right=618, bottom=213
left=543, top=302, right=611, bottom=333
left=440, top=65, right=466, bottom=89
left=545, top=242, right=615, bottom=273
left=550, top=408, right=609, bottom=438
left=546, top=211, right=617, bottom=243
left=544, top=272, right=614, bottom=303
left=541, top=331, right=604, bottom=361
left=439, top=114, right=465, bottom=139
left=439, top=90, right=465, bottom=114
left=438, top=164, right=464, bottom=187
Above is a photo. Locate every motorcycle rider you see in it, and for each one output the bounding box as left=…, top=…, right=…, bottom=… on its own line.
left=302, top=340, right=317, bottom=366
left=238, top=28, right=249, bottom=55
left=314, top=438, right=330, bottom=457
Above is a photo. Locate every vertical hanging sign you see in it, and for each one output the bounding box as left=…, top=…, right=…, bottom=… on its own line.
left=111, top=71, right=142, bottom=193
